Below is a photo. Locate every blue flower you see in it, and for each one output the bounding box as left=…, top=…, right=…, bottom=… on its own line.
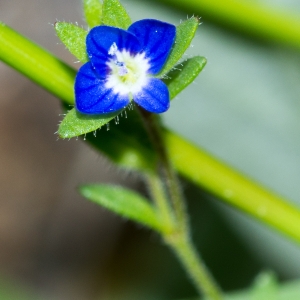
left=75, top=19, right=176, bottom=115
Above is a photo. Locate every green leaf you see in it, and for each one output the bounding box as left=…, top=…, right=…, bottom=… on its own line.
left=102, top=0, right=131, bottom=29
left=83, top=0, right=102, bottom=28
left=163, top=56, right=207, bottom=100
left=85, top=108, right=157, bottom=172
left=158, top=17, right=199, bottom=76
left=58, top=108, right=120, bottom=138
left=80, top=184, right=166, bottom=232
left=55, top=22, right=88, bottom=63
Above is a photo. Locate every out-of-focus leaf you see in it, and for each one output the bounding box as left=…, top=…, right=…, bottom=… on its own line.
left=158, top=17, right=199, bottom=76
left=251, top=271, right=278, bottom=300
left=163, top=56, right=207, bottom=100
left=83, top=0, right=102, bottom=28
left=80, top=184, right=166, bottom=232
left=85, top=108, right=157, bottom=172
left=182, top=274, right=300, bottom=300
left=102, top=0, right=131, bottom=29
left=58, top=108, right=119, bottom=138
left=55, top=22, right=88, bottom=63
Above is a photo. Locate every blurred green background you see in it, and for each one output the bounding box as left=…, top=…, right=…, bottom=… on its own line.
left=0, top=0, right=300, bottom=299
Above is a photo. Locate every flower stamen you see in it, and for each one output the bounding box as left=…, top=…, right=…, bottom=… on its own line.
left=106, top=42, right=150, bottom=95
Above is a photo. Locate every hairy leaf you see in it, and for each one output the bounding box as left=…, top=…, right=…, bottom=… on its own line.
left=55, top=22, right=88, bottom=63
left=164, top=56, right=207, bottom=100
left=159, top=17, right=199, bottom=76
left=83, top=0, right=103, bottom=28
left=102, top=0, right=131, bottom=29
left=80, top=184, right=165, bottom=232
left=58, top=108, right=118, bottom=138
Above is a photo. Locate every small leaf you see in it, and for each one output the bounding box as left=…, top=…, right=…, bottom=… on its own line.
left=80, top=184, right=166, bottom=232
left=163, top=56, right=207, bottom=100
left=158, top=17, right=199, bottom=76
left=58, top=108, right=119, bottom=138
left=102, top=0, right=131, bottom=29
left=55, top=22, right=88, bottom=63
left=84, top=0, right=102, bottom=28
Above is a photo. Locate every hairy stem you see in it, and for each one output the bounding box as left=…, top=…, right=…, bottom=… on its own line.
left=137, top=108, right=188, bottom=232
left=166, top=233, right=222, bottom=299
left=146, top=173, right=174, bottom=232
left=137, top=108, right=221, bottom=298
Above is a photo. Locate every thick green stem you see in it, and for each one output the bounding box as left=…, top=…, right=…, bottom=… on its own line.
left=166, top=234, right=222, bottom=299
left=0, top=22, right=76, bottom=104
left=164, top=131, right=300, bottom=243
left=155, top=0, right=300, bottom=50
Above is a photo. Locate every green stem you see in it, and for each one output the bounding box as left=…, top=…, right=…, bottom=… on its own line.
left=164, top=131, right=300, bottom=243
left=137, top=108, right=188, bottom=233
left=137, top=108, right=221, bottom=297
left=146, top=173, right=174, bottom=232
left=166, top=234, right=222, bottom=300
left=155, top=0, right=300, bottom=50
left=0, top=22, right=76, bottom=104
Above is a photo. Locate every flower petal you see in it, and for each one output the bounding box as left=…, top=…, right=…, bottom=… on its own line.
left=128, top=19, right=176, bottom=75
left=133, top=78, right=170, bottom=113
left=86, top=25, right=142, bottom=75
left=75, top=63, right=130, bottom=114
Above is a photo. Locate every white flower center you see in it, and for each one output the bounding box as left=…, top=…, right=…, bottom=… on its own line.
left=106, top=43, right=150, bottom=96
